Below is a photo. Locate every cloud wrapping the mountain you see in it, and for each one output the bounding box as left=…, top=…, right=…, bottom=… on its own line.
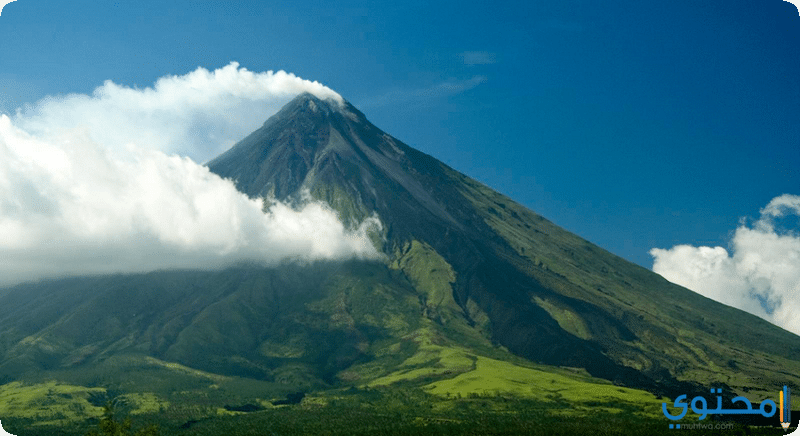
left=0, top=65, right=380, bottom=287
left=12, top=62, right=342, bottom=163
left=651, top=194, right=800, bottom=335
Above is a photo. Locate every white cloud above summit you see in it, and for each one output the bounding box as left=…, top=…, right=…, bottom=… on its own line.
left=651, top=194, right=800, bottom=335
left=0, top=64, right=380, bottom=287
left=12, top=62, right=342, bottom=164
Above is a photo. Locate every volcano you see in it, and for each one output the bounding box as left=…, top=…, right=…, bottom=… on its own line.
left=208, top=92, right=800, bottom=396
left=1, top=92, right=798, bottom=433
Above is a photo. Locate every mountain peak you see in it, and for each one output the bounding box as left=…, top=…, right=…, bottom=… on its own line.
left=208, top=92, right=464, bottom=234
left=272, top=92, right=363, bottom=126
left=203, top=94, right=800, bottom=401
left=285, top=91, right=335, bottom=112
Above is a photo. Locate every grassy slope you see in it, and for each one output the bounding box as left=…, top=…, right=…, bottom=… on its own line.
left=3, top=166, right=800, bottom=432
left=5, top=385, right=793, bottom=436
left=360, top=239, right=666, bottom=420
left=0, top=381, right=104, bottom=427
left=0, top=242, right=794, bottom=433
left=0, top=241, right=682, bottom=432
left=206, top=92, right=800, bottom=410
left=446, top=164, right=800, bottom=399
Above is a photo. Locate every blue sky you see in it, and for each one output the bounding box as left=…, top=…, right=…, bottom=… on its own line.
left=0, top=0, right=797, bottom=274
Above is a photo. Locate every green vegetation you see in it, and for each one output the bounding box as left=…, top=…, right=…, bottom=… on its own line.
left=2, top=386, right=791, bottom=436
left=532, top=296, right=591, bottom=340
left=201, top=90, right=800, bottom=405
left=85, top=403, right=159, bottom=436
left=1, top=251, right=796, bottom=433
left=448, top=164, right=800, bottom=398
left=390, top=240, right=460, bottom=315
left=1, top=252, right=797, bottom=434
left=423, top=356, right=662, bottom=416
left=0, top=381, right=104, bottom=426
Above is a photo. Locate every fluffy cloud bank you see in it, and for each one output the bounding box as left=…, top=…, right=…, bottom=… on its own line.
left=12, top=62, right=343, bottom=163
left=0, top=64, right=379, bottom=286
left=651, top=194, right=800, bottom=335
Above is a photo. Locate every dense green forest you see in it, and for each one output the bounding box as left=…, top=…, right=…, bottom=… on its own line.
left=3, top=387, right=790, bottom=436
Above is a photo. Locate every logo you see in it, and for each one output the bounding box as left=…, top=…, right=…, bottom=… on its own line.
left=662, top=385, right=795, bottom=432
left=782, top=385, right=792, bottom=431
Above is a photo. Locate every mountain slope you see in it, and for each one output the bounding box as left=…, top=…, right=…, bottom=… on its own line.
left=0, top=93, right=798, bottom=432
left=209, top=93, right=800, bottom=399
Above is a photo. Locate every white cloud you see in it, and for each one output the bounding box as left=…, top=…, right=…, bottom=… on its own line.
left=14, top=62, right=343, bottom=164
left=651, top=194, right=800, bottom=335
left=0, top=64, right=380, bottom=287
